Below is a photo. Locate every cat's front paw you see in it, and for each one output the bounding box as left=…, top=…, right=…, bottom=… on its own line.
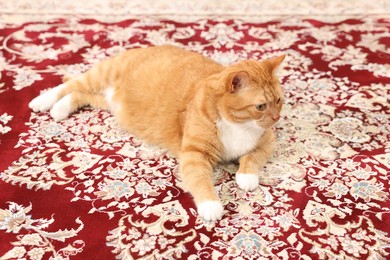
left=197, top=200, right=224, bottom=221
left=236, top=173, right=259, bottom=191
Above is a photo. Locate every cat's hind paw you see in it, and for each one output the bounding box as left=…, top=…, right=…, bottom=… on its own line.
left=50, top=94, right=73, bottom=122
left=197, top=200, right=224, bottom=221
left=29, top=90, right=58, bottom=112
left=29, top=84, right=66, bottom=112
left=236, top=173, right=259, bottom=191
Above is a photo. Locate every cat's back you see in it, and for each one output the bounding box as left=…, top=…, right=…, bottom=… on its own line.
left=115, top=46, right=221, bottom=102
left=114, top=45, right=224, bottom=109
left=124, top=46, right=220, bottom=84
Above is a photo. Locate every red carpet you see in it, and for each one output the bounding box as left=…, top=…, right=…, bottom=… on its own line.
left=1, top=12, right=390, bottom=260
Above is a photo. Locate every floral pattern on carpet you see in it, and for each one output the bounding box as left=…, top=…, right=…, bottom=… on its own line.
left=0, top=13, right=389, bottom=260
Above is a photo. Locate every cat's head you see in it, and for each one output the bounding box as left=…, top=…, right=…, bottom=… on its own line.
left=217, top=55, right=285, bottom=129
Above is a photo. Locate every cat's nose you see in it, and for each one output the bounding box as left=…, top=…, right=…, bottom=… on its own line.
left=273, top=115, right=280, bottom=121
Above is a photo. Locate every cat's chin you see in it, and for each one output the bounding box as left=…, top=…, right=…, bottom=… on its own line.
left=256, top=121, right=276, bottom=129
left=197, top=200, right=224, bottom=221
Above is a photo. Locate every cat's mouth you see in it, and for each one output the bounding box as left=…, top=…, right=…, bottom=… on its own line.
left=257, top=118, right=280, bottom=128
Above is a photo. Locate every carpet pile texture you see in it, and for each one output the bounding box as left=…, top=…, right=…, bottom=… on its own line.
left=0, top=1, right=389, bottom=259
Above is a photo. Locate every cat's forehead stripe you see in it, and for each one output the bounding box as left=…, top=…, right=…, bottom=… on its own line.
left=263, top=80, right=278, bottom=101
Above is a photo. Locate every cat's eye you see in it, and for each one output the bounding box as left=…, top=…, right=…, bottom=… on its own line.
left=255, top=104, right=267, bottom=111
left=277, top=98, right=281, bottom=104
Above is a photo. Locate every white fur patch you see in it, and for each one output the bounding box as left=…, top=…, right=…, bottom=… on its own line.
left=236, top=173, right=259, bottom=191
left=29, top=84, right=67, bottom=112
left=217, top=117, right=265, bottom=161
left=197, top=200, right=224, bottom=221
left=50, top=94, right=73, bottom=122
left=104, top=87, right=115, bottom=106
left=104, top=87, right=121, bottom=113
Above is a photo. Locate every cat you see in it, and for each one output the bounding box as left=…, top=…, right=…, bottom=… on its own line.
left=29, top=45, right=285, bottom=221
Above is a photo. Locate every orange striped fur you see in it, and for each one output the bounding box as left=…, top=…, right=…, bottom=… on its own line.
left=29, top=45, right=285, bottom=221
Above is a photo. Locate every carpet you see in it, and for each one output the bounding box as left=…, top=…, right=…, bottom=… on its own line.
left=1, top=1, right=390, bottom=259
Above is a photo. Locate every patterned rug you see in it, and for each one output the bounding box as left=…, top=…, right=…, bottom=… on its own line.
left=1, top=1, right=390, bottom=259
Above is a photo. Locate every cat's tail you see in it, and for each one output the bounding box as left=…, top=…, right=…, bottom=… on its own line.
left=29, top=57, right=118, bottom=121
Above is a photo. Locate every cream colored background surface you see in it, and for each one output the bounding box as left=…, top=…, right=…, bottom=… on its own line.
left=1, top=0, right=389, bottom=15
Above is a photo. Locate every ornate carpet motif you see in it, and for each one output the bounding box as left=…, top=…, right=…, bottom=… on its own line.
left=1, top=2, right=389, bottom=259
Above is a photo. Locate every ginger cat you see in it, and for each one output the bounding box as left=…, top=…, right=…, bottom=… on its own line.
left=29, top=45, right=285, bottom=221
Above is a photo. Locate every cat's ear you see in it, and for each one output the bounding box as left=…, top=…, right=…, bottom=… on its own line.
left=230, top=71, right=249, bottom=93
left=265, top=54, right=286, bottom=74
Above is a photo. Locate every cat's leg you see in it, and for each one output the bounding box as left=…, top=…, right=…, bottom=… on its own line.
left=50, top=92, right=107, bottom=121
left=29, top=77, right=100, bottom=113
left=29, top=83, right=70, bottom=113
left=179, top=150, right=224, bottom=221
left=236, top=129, right=276, bottom=191
left=30, top=58, right=115, bottom=113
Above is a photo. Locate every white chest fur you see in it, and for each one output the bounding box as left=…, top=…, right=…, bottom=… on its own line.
left=216, top=117, right=265, bottom=161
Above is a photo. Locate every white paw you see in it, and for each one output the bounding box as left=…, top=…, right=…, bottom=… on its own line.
left=29, top=91, right=58, bottom=112
left=236, top=173, right=259, bottom=191
left=197, top=200, right=224, bottom=221
left=29, top=84, right=65, bottom=112
left=50, top=94, right=73, bottom=122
